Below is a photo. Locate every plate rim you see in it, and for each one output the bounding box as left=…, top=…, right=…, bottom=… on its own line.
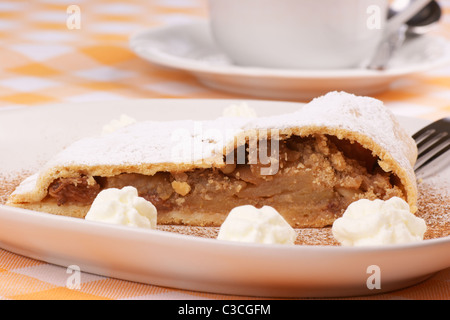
left=1, top=202, right=449, bottom=253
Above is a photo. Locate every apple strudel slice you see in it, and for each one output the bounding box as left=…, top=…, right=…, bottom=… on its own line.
left=7, top=92, right=418, bottom=228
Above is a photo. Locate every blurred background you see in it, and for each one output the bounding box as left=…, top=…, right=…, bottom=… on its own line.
left=0, top=0, right=449, bottom=120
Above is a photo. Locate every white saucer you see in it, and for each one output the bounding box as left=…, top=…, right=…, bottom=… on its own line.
left=130, top=21, right=450, bottom=100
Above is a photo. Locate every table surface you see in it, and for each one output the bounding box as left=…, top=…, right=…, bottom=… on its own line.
left=0, top=0, right=448, bottom=300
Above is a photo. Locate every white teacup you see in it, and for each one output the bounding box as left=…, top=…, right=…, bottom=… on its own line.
left=208, top=0, right=389, bottom=69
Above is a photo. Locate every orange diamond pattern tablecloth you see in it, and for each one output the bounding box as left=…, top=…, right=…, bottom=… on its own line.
left=0, top=0, right=449, bottom=300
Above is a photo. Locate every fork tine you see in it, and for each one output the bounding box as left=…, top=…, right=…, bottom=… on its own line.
left=416, top=130, right=442, bottom=150
left=415, top=143, right=450, bottom=172
left=412, top=126, right=434, bottom=141
left=412, top=118, right=449, bottom=140
left=417, top=134, right=449, bottom=159
left=412, top=117, right=450, bottom=172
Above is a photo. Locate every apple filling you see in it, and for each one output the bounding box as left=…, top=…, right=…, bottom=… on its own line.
left=47, top=134, right=405, bottom=227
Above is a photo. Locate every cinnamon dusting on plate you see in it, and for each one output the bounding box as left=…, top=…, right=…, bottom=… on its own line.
left=1, top=171, right=448, bottom=245
left=0, top=171, right=33, bottom=205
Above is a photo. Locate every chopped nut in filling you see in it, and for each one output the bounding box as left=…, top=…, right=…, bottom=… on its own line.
left=46, top=134, right=405, bottom=227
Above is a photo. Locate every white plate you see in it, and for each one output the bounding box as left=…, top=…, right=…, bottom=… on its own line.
left=129, top=21, right=450, bottom=100
left=0, top=99, right=448, bottom=298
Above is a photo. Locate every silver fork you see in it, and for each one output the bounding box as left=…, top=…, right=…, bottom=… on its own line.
left=412, top=117, right=450, bottom=172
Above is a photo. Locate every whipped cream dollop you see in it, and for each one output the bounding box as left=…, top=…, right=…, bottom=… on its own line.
left=101, top=114, right=137, bottom=136
left=332, top=197, right=427, bottom=246
left=217, top=205, right=296, bottom=245
left=85, top=186, right=157, bottom=229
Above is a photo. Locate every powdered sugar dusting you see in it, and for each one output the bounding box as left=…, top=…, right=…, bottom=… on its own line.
left=39, top=92, right=413, bottom=177
left=249, top=92, right=414, bottom=169
left=43, top=118, right=247, bottom=169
